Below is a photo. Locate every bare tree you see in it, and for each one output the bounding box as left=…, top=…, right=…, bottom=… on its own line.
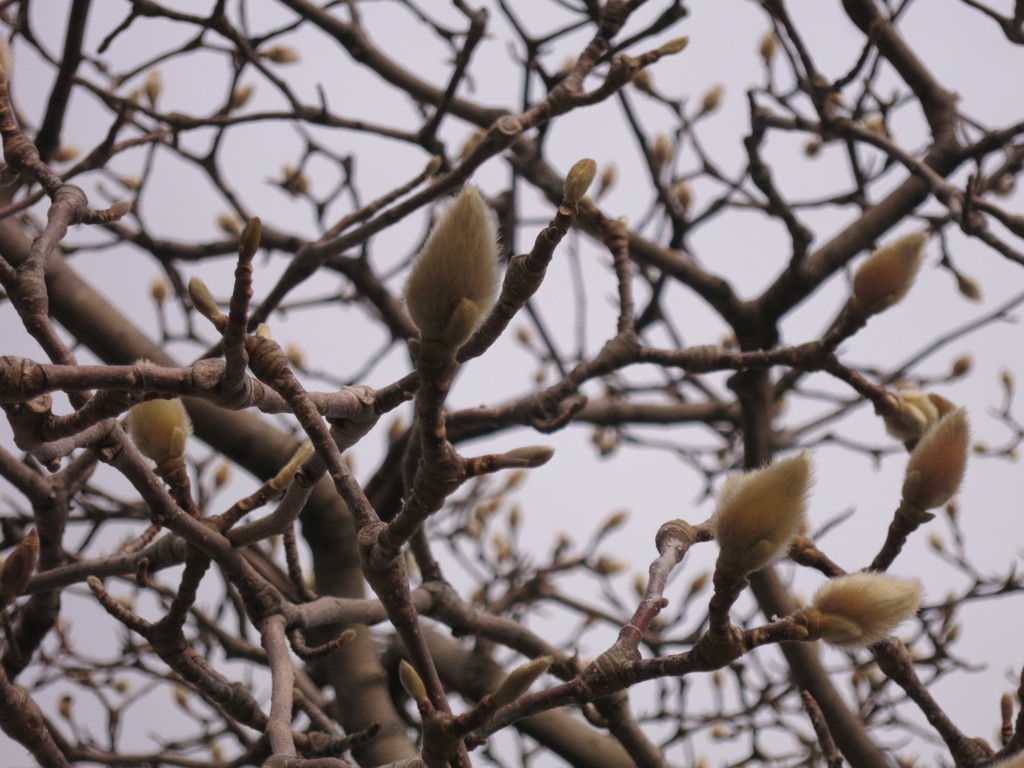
left=1, top=2, right=1023, bottom=767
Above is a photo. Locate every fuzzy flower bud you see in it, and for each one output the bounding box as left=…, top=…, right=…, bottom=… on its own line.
left=712, top=453, right=813, bottom=578
left=126, top=394, right=193, bottom=466
left=698, top=84, right=725, bottom=116
left=851, top=232, right=928, bottom=316
left=144, top=70, right=162, bottom=107
left=492, top=656, right=552, bottom=708
left=883, top=389, right=941, bottom=443
left=261, top=45, right=300, bottom=64
left=810, top=572, right=922, bottom=648
left=404, top=186, right=501, bottom=349
left=901, top=408, right=969, bottom=514
left=398, top=660, right=429, bottom=706
left=564, top=158, right=597, bottom=204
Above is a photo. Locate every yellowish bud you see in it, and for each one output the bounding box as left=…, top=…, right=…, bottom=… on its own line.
left=286, top=341, right=305, bottom=368
left=1002, top=692, right=1014, bottom=723
left=460, top=129, right=486, bottom=159
left=594, top=556, right=626, bottom=575
left=272, top=442, right=314, bottom=490
left=670, top=179, right=692, bottom=211
left=188, top=277, right=224, bottom=323
left=901, top=408, right=969, bottom=512
left=863, top=115, right=887, bottom=137
left=883, top=389, right=940, bottom=443
left=261, top=45, right=300, bottom=64
left=126, top=395, right=192, bottom=465
left=698, top=84, right=725, bottom=116
left=144, top=70, right=162, bottom=107
left=213, top=462, right=230, bottom=489
left=404, top=186, right=501, bottom=348
left=217, top=212, right=242, bottom=235
left=759, top=32, right=777, bottom=63
left=651, top=135, right=673, bottom=175
left=658, top=36, right=689, bottom=56
left=281, top=165, right=309, bottom=196
left=599, top=510, right=629, bottom=535
left=501, top=445, right=554, bottom=468
left=564, top=158, right=597, bottom=204
left=230, top=84, right=254, bottom=111
left=632, top=69, right=654, bottom=95
left=121, top=175, right=143, bottom=191
left=58, top=694, right=73, bottom=721
left=53, top=145, right=80, bottom=163
left=712, top=453, right=812, bottom=577
left=150, top=277, right=169, bottom=306
left=811, top=572, right=921, bottom=648
left=398, top=660, right=429, bottom=705
left=492, top=657, right=552, bottom=708
left=851, top=232, right=928, bottom=316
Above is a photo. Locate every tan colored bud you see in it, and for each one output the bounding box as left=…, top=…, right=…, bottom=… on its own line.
left=261, top=45, right=300, bottom=64
left=852, top=232, right=928, bottom=316
left=759, top=32, right=777, bottom=63
left=863, top=115, right=887, bottom=137
left=632, top=68, right=653, bottom=95
left=216, top=212, right=242, bottom=235
left=501, top=445, right=554, bottom=468
left=492, top=657, right=552, bottom=708
left=670, top=179, right=692, bottom=211
left=0, top=528, right=39, bottom=606
left=594, top=555, right=626, bottom=575
left=460, top=129, right=486, bottom=159
left=883, top=389, right=940, bottom=443
left=229, top=84, right=254, bottom=110
left=811, top=572, right=921, bottom=648
left=281, top=165, right=309, bottom=196
left=651, top=134, right=673, bottom=174
left=398, top=659, right=429, bottom=705
left=599, top=510, right=629, bottom=535
left=1002, top=369, right=1015, bottom=394
left=174, top=685, right=190, bottom=711
left=658, top=36, right=689, bottom=56
left=688, top=571, right=710, bottom=597
left=1002, top=692, right=1014, bottom=723
left=114, top=678, right=130, bottom=693
left=120, top=175, right=143, bottom=190
left=927, top=532, right=943, bottom=551
left=188, top=277, right=224, bottom=323
left=564, top=158, right=597, bottom=204
left=150, top=278, right=169, bottom=306
left=286, top=341, right=305, bottom=368
left=58, top=694, right=73, bottom=720
left=505, top=469, right=526, bottom=489
left=712, top=453, right=812, bottom=577
left=950, top=355, right=972, bottom=379
left=404, top=186, right=501, bottom=348
left=213, top=462, right=230, bottom=489
left=804, top=137, right=823, bottom=157
left=597, top=163, right=617, bottom=197
left=126, top=395, right=193, bottom=465
left=144, top=70, right=162, bottom=107
left=698, top=84, right=725, bottom=116
left=901, top=408, right=969, bottom=512
left=53, top=145, right=80, bottom=163
left=956, top=273, right=982, bottom=301
left=239, top=217, right=262, bottom=262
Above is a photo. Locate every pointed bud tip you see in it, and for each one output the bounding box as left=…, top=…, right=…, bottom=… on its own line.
left=564, top=158, right=597, bottom=204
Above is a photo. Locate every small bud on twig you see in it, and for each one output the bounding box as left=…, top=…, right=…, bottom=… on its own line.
left=261, top=45, right=300, bottom=64
left=501, top=445, right=554, bottom=468
left=126, top=395, right=193, bottom=466
left=698, top=84, right=724, bottom=116
left=398, top=660, right=429, bottom=706
left=851, top=232, right=928, bottom=316
left=188, top=277, right=225, bottom=324
left=810, top=572, right=921, bottom=648
left=564, top=158, right=597, bottom=204
left=492, top=657, right=552, bottom=708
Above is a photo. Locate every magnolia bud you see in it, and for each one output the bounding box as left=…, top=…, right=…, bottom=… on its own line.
left=188, top=277, right=224, bottom=323
left=810, top=572, right=921, bottom=648
left=404, top=186, right=500, bottom=349
left=950, top=355, right=972, bottom=379
left=597, top=164, right=617, bottom=198
left=712, top=453, right=813, bottom=577
left=651, top=135, right=673, bottom=175
left=759, top=32, right=777, bottom=63
left=698, top=84, right=724, bottom=116
left=956, top=273, right=982, bottom=301
left=398, top=660, right=429, bottom=706
left=883, top=389, right=940, bottom=443
left=126, top=394, right=193, bottom=466
left=492, top=657, right=553, bottom=708
left=501, top=445, right=554, bottom=468
left=144, top=70, right=162, bottom=107
left=901, top=408, right=969, bottom=513
left=53, top=145, right=80, bottom=163
left=851, top=232, right=928, bottom=316
left=150, top=278, right=169, bottom=306
left=230, top=84, right=254, bottom=110
left=261, top=45, right=300, bottom=64
left=564, top=158, right=597, bottom=204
